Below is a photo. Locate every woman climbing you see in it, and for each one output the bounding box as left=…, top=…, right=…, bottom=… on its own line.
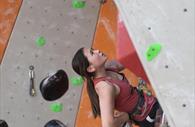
left=72, top=47, right=162, bottom=127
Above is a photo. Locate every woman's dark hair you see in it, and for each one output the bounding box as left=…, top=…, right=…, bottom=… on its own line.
left=72, top=48, right=100, bottom=118
left=0, top=120, right=8, bottom=127
left=40, top=70, right=69, bottom=101
left=44, top=120, right=66, bottom=127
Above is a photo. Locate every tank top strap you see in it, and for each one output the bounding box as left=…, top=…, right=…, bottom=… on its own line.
left=93, top=67, right=124, bottom=87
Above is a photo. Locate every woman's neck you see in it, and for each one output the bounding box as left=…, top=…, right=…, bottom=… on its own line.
left=94, top=67, right=107, bottom=78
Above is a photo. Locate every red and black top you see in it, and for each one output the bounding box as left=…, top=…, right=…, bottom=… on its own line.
left=93, top=68, right=156, bottom=121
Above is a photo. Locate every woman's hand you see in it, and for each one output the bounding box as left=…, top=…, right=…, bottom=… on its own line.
left=105, top=60, right=125, bottom=72
left=114, top=111, right=129, bottom=121
left=113, top=111, right=129, bottom=127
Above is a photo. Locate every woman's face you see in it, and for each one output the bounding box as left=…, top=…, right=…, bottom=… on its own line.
left=83, top=48, right=107, bottom=69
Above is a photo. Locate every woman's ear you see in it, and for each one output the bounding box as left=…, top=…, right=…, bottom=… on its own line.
left=87, top=65, right=96, bottom=73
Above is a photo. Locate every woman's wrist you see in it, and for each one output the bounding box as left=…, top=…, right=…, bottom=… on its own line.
left=119, top=112, right=130, bottom=122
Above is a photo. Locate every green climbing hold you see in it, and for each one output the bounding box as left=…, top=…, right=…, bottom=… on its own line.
left=145, top=43, right=162, bottom=61
left=70, top=76, right=83, bottom=86
left=72, top=0, right=86, bottom=9
left=50, top=102, right=63, bottom=112
left=36, top=36, right=46, bottom=47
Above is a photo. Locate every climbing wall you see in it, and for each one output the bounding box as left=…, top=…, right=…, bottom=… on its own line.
left=0, top=0, right=100, bottom=126
left=0, top=0, right=23, bottom=63
left=114, top=0, right=195, bottom=127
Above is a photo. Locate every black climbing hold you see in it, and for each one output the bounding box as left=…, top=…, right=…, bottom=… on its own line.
left=44, top=120, right=67, bottom=127
left=40, top=69, right=69, bottom=101
left=0, top=120, right=8, bottom=127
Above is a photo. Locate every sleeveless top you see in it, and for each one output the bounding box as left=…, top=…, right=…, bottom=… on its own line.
left=93, top=68, right=156, bottom=121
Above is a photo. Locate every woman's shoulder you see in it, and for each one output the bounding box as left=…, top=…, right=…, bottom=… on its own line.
left=95, top=80, right=113, bottom=88
left=95, top=80, right=116, bottom=96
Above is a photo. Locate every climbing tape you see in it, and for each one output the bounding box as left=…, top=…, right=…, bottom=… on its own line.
left=72, top=0, right=86, bottom=8
left=145, top=43, right=162, bottom=61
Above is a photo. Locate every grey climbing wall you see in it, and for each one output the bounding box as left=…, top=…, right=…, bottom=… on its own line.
left=114, top=0, right=194, bottom=127
left=0, top=0, right=100, bottom=126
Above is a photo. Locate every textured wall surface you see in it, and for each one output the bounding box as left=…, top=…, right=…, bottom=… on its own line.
left=0, top=0, right=23, bottom=62
left=0, top=0, right=100, bottom=126
left=114, top=0, right=195, bottom=127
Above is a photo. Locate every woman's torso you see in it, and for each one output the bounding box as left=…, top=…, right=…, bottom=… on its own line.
left=93, top=69, right=156, bottom=121
left=93, top=69, right=139, bottom=113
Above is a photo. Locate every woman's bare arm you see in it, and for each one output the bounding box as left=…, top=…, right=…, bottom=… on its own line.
left=95, top=81, right=128, bottom=127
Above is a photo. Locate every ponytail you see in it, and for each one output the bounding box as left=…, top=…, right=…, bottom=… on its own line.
left=86, top=76, right=100, bottom=118
left=72, top=47, right=101, bottom=118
